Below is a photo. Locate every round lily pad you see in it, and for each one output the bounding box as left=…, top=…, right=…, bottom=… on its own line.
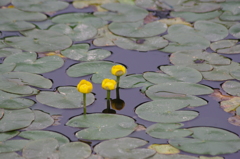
left=0, top=152, right=25, bottom=159
left=229, top=23, right=240, bottom=38
left=0, top=108, right=34, bottom=132
left=173, top=2, right=221, bottom=13
left=94, top=3, right=148, bottom=22
left=36, top=87, right=95, bottom=109
left=66, top=113, right=137, bottom=140
left=146, top=123, right=192, bottom=139
left=119, top=74, right=153, bottom=89
left=94, top=137, right=156, bottom=159
left=210, top=40, right=238, bottom=52
left=0, top=140, right=30, bottom=153
left=12, top=0, right=69, bottom=12
left=51, top=13, right=108, bottom=29
left=222, top=81, right=240, bottom=96
left=5, top=30, right=72, bottom=52
left=135, top=101, right=198, bottom=123
left=66, top=61, right=117, bottom=83
left=108, top=21, right=167, bottom=38
left=220, top=11, right=240, bottom=21
left=221, top=1, right=240, bottom=15
left=19, top=130, right=70, bottom=146
left=0, top=48, right=22, bottom=58
left=114, top=36, right=169, bottom=51
left=3, top=52, right=64, bottom=74
left=0, top=131, right=19, bottom=142
left=150, top=154, right=198, bottom=159
left=169, top=127, right=240, bottom=155
left=0, top=90, right=35, bottom=109
left=61, top=43, right=111, bottom=61
left=49, top=23, right=97, bottom=42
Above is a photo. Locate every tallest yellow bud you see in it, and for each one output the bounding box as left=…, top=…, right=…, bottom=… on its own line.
left=111, top=65, right=126, bottom=76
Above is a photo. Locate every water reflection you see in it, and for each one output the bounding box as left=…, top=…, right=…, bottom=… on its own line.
left=102, top=99, right=116, bottom=114
left=111, top=87, right=125, bottom=110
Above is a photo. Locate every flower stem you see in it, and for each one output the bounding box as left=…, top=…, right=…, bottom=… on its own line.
left=83, top=93, right=86, bottom=115
left=107, top=90, right=111, bottom=100
left=116, top=76, right=120, bottom=88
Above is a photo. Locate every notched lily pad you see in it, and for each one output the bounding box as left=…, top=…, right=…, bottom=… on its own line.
left=36, top=86, right=95, bottom=109
left=222, top=81, right=240, bottom=96
left=61, top=43, right=111, bottom=61
left=94, top=137, right=156, bottom=159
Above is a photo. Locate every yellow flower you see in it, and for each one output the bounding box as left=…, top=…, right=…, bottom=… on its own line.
left=77, top=79, right=93, bottom=94
left=111, top=65, right=126, bottom=76
left=102, top=79, right=117, bottom=90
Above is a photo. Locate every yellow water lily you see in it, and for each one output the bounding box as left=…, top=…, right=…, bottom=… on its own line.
left=102, top=79, right=117, bottom=91
left=111, top=65, right=126, bottom=76
left=77, top=79, right=93, bottom=94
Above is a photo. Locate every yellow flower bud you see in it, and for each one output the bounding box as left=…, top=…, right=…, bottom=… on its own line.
left=102, top=79, right=117, bottom=90
left=77, top=79, right=93, bottom=94
left=111, top=65, right=126, bottom=76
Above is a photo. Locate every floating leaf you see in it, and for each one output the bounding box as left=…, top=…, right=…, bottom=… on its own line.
left=222, top=81, right=240, bottom=96
left=150, top=154, right=198, bottom=159
left=210, top=40, right=238, bottom=52
left=199, top=156, right=224, bottom=159
left=169, top=127, right=240, bottom=155
left=5, top=30, right=72, bottom=52
left=0, top=0, right=11, bottom=6
left=158, top=18, right=192, bottom=27
left=146, top=123, right=192, bottom=139
left=170, top=50, right=231, bottom=71
left=119, top=74, right=153, bottom=89
left=0, top=140, right=30, bottom=153
left=61, top=43, right=111, bottom=61
left=229, top=23, right=240, bottom=38
left=220, top=11, right=240, bottom=21
left=221, top=1, right=240, bottom=15
left=0, top=109, right=34, bottom=132
left=73, top=0, right=117, bottom=10
left=109, top=21, right=167, bottom=38
left=0, top=152, right=24, bottom=159
left=12, top=0, right=69, bottom=12
left=52, top=13, right=108, bottom=29
left=135, top=100, right=198, bottom=123
left=170, top=10, right=222, bottom=22
left=209, top=17, right=237, bottom=28
left=36, top=87, right=95, bottom=109
left=94, top=3, right=148, bottom=22
left=94, top=137, right=156, bottom=158
left=220, top=97, right=240, bottom=112
left=3, top=52, right=64, bottom=74
left=0, top=48, right=22, bottom=58
left=66, top=114, right=137, bottom=140
left=24, top=110, right=54, bottom=130
left=19, top=130, right=70, bottom=146
left=0, top=8, right=46, bottom=31
left=49, top=24, right=97, bottom=42
left=0, top=109, right=3, bottom=119
left=59, top=142, right=91, bottom=159
left=0, top=131, right=19, bottom=142
left=67, top=61, right=117, bottom=83
left=22, top=138, right=59, bottom=159
left=114, top=36, right=168, bottom=51
left=0, top=63, right=15, bottom=73
left=173, top=2, right=221, bottom=13
left=148, top=144, right=180, bottom=154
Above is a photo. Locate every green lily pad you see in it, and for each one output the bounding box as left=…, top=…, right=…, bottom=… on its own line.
left=12, top=0, right=69, bottom=12
left=230, top=68, right=240, bottom=80
left=0, top=90, right=35, bottom=109
left=0, top=63, right=16, bottom=73
left=114, top=36, right=169, bottom=51
left=0, top=40, right=7, bottom=48
left=59, top=142, right=91, bottom=159
left=222, top=81, right=240, bottom=96
left=72, top=0, right=117, bottom=10
left=51, top=13, right=108, bottom=29
left=199, top=157, right=224, bottom=159
left=220, top=97, right=240, bottom=112
left=5, top=30, right=72, bottom=52
left=135, top=0, right=155, bottom=9
left=0, top=152, right=24, bottom=159
left=149, top=154, right=198, bottom=159
left=0, top=0, right=11, bottom=6
left=144, top=66, right=202, bottom=84
left=0, top=131, right=19, bottom=142
left=229, top=23, right=240, bottom=38
left=87, top=155, right=104, bottom=159
left=221, top=1, right=240, bottom=15
left=170, top=10, right=222, bottom=22
left=0, top=140, right=30, bottom=153
left=108, top=20, right=167, bottom=38
left=24, top=110, right=54, bottom=130
left=220, top=11, right=240, bottom=21
left=170, top=50, right=231, bottom=71
left=48, top=24, right=97, bottom=42
left=19, top=130, right=70, bottom=146
left=66, top=113, right=137, bottom=140
left=146, top=123, right=192, bottom=139
left=169, top=127, right=240, bottom=155
left=61, top=43, right=111, bottom=61
left=135, top=100, right=198, bottom=123
left=67, top=61, right=117, bottom=83
left=94, top=3, right=148, bottom=22
left=201, top=62, right=240, bottom=81
left=22, top=138, right=59, bottom=159
left=0, top=48, right=22, bottom=58
left=209, top=17, right=237, bottom=28
left=119, top=74, right=153, bottom=89
left=0, top=72, right=52, bottom=95
left=36, top=86, right=95, bottom=109
left=0, top=108, right=34, bottom=132
left=173, top=2, right=221, bottom=13
left=94, top=137, right=156, bottom=159
left=3, top=52, right=64, bottom=74
left=0, top=109, right=3, bottom=119
left=0, top=8, right=47, bottom=31
left=210, top=40, right=238, bottom=52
